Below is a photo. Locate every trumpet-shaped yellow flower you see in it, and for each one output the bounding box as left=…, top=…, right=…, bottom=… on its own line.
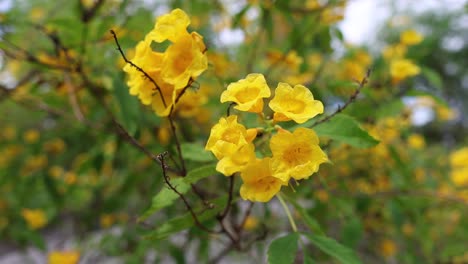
left=390, top=59, right=420, bottom=83
left=205, top=116, right=257, bottom=159
left=400, top=29, right=423, bottom=46
left=148, top=8, right=190, bottom=43
left=220, top=73, right=271, bottom=113
left=216, top=143, right=256, bottom=176
left=382, top=44, right=407, bottom=60
left=124, top=9, right=207, bottom=116
left=124, top=38, right=164, bottom=105
left=270, top=127, right=328, bottom=181
left=240, top=158, right=287, bottom=202
left=48, top=251, right=80, bottom=264
left=269, top=83, right=323, bottom=123
left=160, top=32, right=207, bottom=89
left=21, top=208, right=47, bottom=230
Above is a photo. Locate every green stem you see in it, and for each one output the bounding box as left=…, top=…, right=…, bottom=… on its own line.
left=276, top=193, right=297, bottom=232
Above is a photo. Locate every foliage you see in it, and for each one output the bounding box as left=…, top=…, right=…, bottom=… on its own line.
left=0, top=0, right=467, bottom=263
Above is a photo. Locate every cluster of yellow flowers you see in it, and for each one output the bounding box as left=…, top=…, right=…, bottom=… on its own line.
left=385, top=29, right=423, bottom=83
left=205, top=73, right=328, bottom=202
left=123, top=9, right=208, bottom=116
left=450, top=147, right=468, bottom=200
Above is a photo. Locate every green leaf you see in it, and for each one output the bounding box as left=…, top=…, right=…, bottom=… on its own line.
left=139, top=178, right=190, bottom=221
left=376, top=99, right=405, bottom=119
left=313, top=114, right=379, bottom=148
left=184, top=164, right=217, bottom=184
left=145, top=196, right=227, bottom=240
left=139, top=164, right=217, bottom=221
left=267, top=233, right=299, bottom=264
left=421, top=66, right=443, bottom=90
left=303, top=233, right=362, bottom=264
left=180, top=143, right=215, bottom=162
left=341, top=218, right=363, bottom=249
left=113, top=75, right=140, bottom=136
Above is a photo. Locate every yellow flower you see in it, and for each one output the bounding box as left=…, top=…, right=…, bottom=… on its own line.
left=270, top=127, right=328, bottom=181
left=175, top=88, right=208, bottom=118
left=216, top=143, right=256, bottom=176
left=24, top=129, right=40, bottom=143
left=242, top=216, right=259, bottom=230
left=390, top=59, right=420, bottom=83
left=400, top=29, right=423, bottom=45
left=205, top=115, right=257, bottom=160
left=382, top=44, right=407, bottom=60
left=124, top=9, right=208, bottom=116
left=240, top=158, right=287, bottom=202
left=100, top=214, right=115, bottom=228
left=220, top=73, right=271, bottom=113
left=21, top=208, right=47, bottom=230
left=449, top=147, right=468, bottom=168
left=160, top=32, right=207, bottom=89
left=48, top=251, right=80, bottom=264
left=379, top=239, right=397, bottom=258
left=451, top=166, right=468, bottom=187
left=269, top=83, right=323, bottom=123
left=124, top=38, right=164, bottom=105
left=205, top=116, right=257, bottom=175
left=407, top=133, right=425, bottom=149
left=148, top=9, right=190, bottom=43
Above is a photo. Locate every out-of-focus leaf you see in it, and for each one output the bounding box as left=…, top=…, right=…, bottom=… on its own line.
left=313, top=114, right=379, bottom=148
left=421, top=66, right=443, bottom=90
left=267, top=233, right=299, bottom=264
left=145, top=196, right=227, bottom=240
left=139, top=163, right=217, bottom=221
left=376, top=99, right=405, bottom=118
left=303, top=233, right=362, bottom=264
left=232, top=5, right=250, bottom=28
left=180, top=143, right=215, bottom=162
left=113, top=75, right=140, bottom=136
left=184, top=164, right=217, bottom=184
left=341, top=217, right=363, bottom=249
left=139, top=178, right=190, bottom=221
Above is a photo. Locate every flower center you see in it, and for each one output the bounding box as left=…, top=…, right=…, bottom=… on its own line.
left=282, top=98, right=306, bottom=113
left=235, top=87, right=260, bottom=103
left=283, top=144, right=310, bottom=165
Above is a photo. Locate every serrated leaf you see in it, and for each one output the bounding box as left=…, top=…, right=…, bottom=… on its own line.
left=139, top=178, right=190, bottom=221
left=184, top=164, right=217, bottom=184
left=180, top=143, right=215, bottom=162
left=303, top=233, right=362, bottom=264
left=313, top=114, right=379, bottom=148
left=267, top=233, right=299, bottom=264
left=145, top=196, right=227, bottom=240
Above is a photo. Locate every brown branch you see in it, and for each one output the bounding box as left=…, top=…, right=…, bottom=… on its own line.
left=157, top=151, right=216, bottom=233
left=218, top=176, right=235, bottom=220
left=110, top=29, right=167, bottom=108
left=311, top=68, right=372, bottom=128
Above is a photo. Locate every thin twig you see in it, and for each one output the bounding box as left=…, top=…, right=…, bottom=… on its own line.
left=110, top=29, right=167, bottom=108
left=157, top=152, right=216, bottom=233
left=311, top=68, right=372, bottom=128
left=218, top=176, right=235, bottom=220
